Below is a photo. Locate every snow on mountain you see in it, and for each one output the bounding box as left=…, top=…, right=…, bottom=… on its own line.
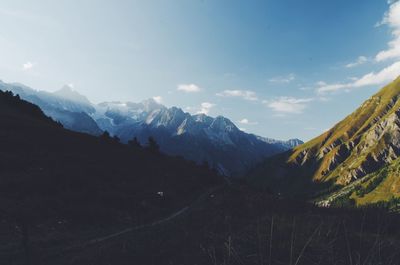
left=53, top=85, right=92, bottom=106
left=256, top=136, right=304, bottom=149
left=0, top=81, right=101, bottom=135
left=91, top=99, right=303, bottom=176
left=0, top=80, right=303, bottom=176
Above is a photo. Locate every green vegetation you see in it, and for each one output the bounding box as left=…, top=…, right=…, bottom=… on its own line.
left=249, top=77, right=400, bottom=206
left=354, top=168, right=388, bottom=197
left=330, top=193, right=356, bottom=207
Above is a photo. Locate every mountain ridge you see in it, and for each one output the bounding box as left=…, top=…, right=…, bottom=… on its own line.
left=0, top=80, right=302, bottom=176
left=249, top=76, right=400, bottom=205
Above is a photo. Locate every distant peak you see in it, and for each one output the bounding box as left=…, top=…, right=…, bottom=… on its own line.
left=53, top=85, right=91, bottom=104
left=141, top=98, right=166, bottom=112
left=210, top=115, right=238, bottom=131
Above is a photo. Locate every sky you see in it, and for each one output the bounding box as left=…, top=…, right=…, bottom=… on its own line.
left=1, top=0, right=400, bottom=141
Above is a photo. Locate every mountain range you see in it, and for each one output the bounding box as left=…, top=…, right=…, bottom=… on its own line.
left=249, top=76, right=400, bottom=206
left=0, top=88, right=221, bottom=226
left=0, top=80, right=302, bottom=176
left=2, top=87, right=400, bottom=265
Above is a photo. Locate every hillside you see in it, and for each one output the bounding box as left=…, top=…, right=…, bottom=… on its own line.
left=2, top=89, right=400, bottom=265
left=0, top=81, right=102, bottom=135
left=249, top=77, right=400, bottom=205
left=0, top=89, right=221, bottom=231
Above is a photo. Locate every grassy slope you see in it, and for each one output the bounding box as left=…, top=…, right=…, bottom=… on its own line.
left=351, top=158, right=400, bottom=205
left=249, top=77, right=400, bottom=204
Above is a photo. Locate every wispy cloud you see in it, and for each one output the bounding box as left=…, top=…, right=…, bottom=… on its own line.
left=197, top=102, right=215, bottom=115
left=264, top=97, right=313, bottom=114
left=216, top=90, right=258, bottom=101
left=375, top=1, right=400, bottom=62
left=269, top=73, right=295, bottom=83
left=345, top=56, right=368, bottom=68
left=0, top=7, right=57, bottom=28
left=22, top=61, right=35, bottom=70
left=177, top=84, right=201, bottom=93
left=238, top=118, right=258, bottom=125
left=153, top=96, right=163, bottom=104
left=317, top=61, right=400, bottom=93
left=317, top=2, right=400, bottom=94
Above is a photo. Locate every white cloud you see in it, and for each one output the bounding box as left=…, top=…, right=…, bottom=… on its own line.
left=317, top=61, right=400, bottom=93
left=216, top=90, right=258, bottom=101
left=22, top=61, right=34, bottom=70
left=177, top=84, right=201, bottom=93
left=197, top=102, right=215, bottom=115
left=269, top=73, right=295, bottom=83
left=375, top=1, right=400, bottom=62
left=345, top=56, right=368, bottom=68
left=317, top=2, right=400, bottom=94
left=238, top=118, right=258, bottom=125
left=264, top=97, right=313, bottom=114
left=239, top=118, right=249, bottom=124
left=153, top=96, right=163, bottom=103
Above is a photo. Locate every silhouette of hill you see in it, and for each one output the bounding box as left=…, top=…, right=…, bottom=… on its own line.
left=0, top=89, right=222, bottom=232
left=2, top=90, right=400, bottom=265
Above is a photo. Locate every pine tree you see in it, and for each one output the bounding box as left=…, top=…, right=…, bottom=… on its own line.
left=100, top=131, right=111, bottom=141
left=147, top=136, right=160, bottom=153
left=128, top=136, right=142, bottom=148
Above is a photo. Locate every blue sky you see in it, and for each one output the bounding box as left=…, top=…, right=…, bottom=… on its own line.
left=1, top=0, right=400, bottom=141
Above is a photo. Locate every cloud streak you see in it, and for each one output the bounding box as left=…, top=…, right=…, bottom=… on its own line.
left=216, top=90, right=258, bottom=101
left=318, top=61, right=400, bottom=93
left=264, top=97, right=313, bottom=114
left=238, top=118, right=258, bottom=125
left=375, top=1, right=400, bottom=62
left=177, top=84, right=201, bottom=93
left=269, top=73, right=295, bottom=83
left=345, top=56, right=368, bottom=68
left=22, top=61, right=34, bottom=70
left=152, top=96, right=162, bottom=103
left=197, top=102, right=215, bottom=115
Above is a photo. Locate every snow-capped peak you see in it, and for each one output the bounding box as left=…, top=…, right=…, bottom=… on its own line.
left=53, top=85, right=92, bottom=105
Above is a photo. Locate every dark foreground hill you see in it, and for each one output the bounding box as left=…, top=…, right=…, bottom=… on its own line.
left=5, top=184, right=400, bottom=265
left=2, top=90, right=400, bottom=265
left=0, top=90, right=222, bottom=262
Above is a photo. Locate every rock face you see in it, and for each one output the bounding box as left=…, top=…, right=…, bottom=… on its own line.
left=93, top=99, right=302, bottom=176
left=249, top=76, right=400, bottom=202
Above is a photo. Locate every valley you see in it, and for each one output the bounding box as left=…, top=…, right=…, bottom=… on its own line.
left=2, top=1, right=400, bottom=264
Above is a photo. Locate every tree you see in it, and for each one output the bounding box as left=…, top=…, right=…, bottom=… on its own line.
left=128, top=136, right=142, bottom=148
left=100, top=131, right=111, bottom=141
left=201, top=160, right=210, bottom=170
left=147, top=136, right=160, bottom=153
left=112, top=135, right=120, bottom=143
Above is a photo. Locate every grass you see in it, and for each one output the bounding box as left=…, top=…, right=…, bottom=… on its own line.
left=3, top=184, right=400, bottom=265
left=250, top=77, right=400, bottom=206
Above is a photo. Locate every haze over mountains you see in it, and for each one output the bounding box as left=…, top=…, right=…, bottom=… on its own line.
left=250, top=76, right=400, bottom=207
left=0, top=80, right=302, bottom=176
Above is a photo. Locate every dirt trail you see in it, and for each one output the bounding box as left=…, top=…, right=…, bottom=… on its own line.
left=57, top=185, right=223, bottom=254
